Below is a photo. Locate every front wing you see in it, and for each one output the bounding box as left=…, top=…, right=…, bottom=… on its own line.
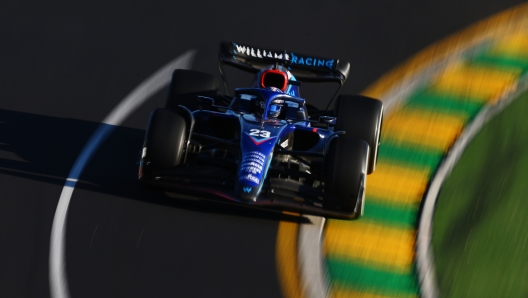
left=139, top=172, right=362, bottom=220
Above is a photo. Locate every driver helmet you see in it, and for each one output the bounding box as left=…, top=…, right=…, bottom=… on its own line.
left=266, top=98, right=285, bottom=118
left=268, top=104, right=281, bottom=118
left=255, top=87, right=284, bottom=118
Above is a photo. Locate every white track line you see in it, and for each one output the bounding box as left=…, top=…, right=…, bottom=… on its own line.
left=49, top=50, right=195, bottom=298
left=298, top=215, right=329, bottom=298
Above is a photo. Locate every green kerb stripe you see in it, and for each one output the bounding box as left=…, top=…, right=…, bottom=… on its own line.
left=327, top=257, right=419, bottom=296
left=363, top=200, right=419, bottom=228
left=378, top=140, right=444, bottom=171
left=472, top=53, right=528, bottom=74
left=405, top=91, right=483, bottom=119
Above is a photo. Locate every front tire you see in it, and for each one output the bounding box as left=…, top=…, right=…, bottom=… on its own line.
left=334, top=95, right=383, bottom=174
left=166, top=69, right=218, bottom=110
left=142, top=108, right=187, bottom=173
left=324, top=137, right=369, bottom=214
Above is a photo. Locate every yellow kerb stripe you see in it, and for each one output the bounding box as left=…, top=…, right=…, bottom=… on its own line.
left=325, top=220, right=415, bottom=273
left=489, top=33, right=528, bottom=59
left=366, top=161, right=430, bottom=205
left=276, top=221, right=305, bottom=298
left=431, top=64, right=520, bottom=104
left=382, top=109, right=465, bottom=152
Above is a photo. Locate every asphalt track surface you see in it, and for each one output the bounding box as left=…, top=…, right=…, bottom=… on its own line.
left=1, top=1, right=528, bottom=297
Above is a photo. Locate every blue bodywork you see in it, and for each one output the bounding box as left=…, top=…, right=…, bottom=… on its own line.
left=232, top=88, right=321, bottom=201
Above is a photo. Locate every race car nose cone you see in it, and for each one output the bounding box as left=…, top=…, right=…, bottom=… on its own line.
left=237, top=185, right=258, bottom=202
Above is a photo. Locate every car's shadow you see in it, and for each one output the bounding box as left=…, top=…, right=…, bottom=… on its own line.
left=0, top=108, right=311, bottom=223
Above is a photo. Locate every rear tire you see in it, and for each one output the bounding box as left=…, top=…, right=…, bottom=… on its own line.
left=334, top=95, right=383, bottom=174
left=166, top=69, right=218, bottom=110
left=324, top=137, right=369, bottom=214
left=143, top=108, right=187, bottom=172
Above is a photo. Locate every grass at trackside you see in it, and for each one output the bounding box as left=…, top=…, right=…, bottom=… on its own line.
left=432, top=90, right=528, bottom=297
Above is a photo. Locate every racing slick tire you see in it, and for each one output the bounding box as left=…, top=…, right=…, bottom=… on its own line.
left=324, top=137, right=369, bottom=214
left=142, top=108, right=187, bottom=172
left=165, top=69, right=218, bottom=110
left=334, top=95, right=383, bottom=174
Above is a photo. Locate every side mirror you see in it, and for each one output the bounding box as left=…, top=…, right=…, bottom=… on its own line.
left=319, top=116, right=336, bottom=126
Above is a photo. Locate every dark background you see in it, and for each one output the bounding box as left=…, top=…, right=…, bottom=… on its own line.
left=1, top=1, right=526, bottom=297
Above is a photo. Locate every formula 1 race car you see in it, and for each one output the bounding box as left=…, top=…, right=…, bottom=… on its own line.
left=138, top=42, right=383, bottom=219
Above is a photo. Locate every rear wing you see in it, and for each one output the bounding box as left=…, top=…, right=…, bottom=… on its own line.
left=219, top=41, right=350, bottom=86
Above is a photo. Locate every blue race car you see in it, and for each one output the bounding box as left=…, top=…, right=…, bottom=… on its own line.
left=138, top=42, right=383, bottom=219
